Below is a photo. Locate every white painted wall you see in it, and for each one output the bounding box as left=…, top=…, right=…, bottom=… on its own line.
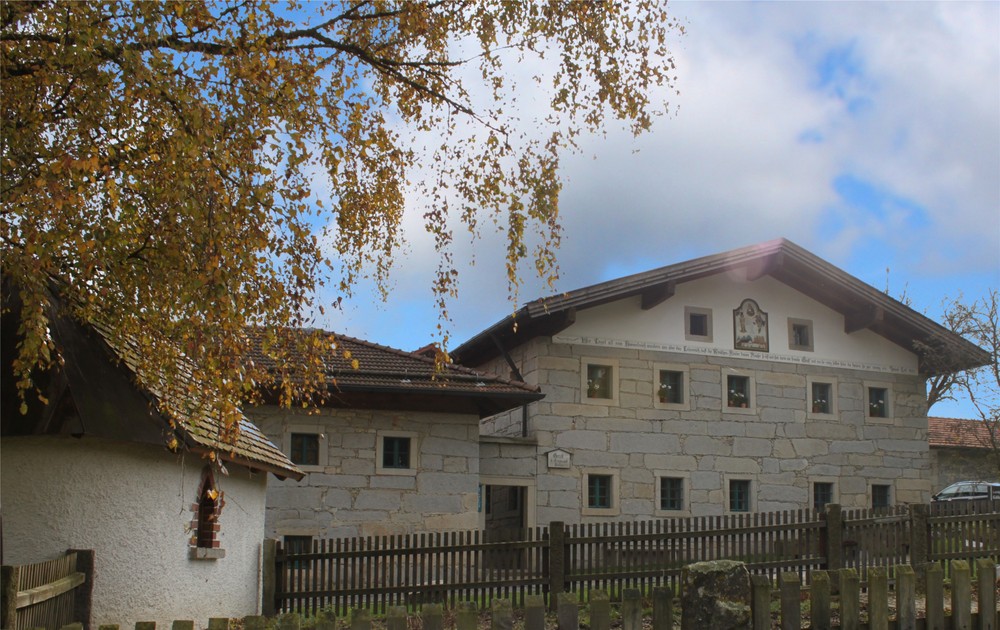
left=554, top=275, right=918, bottom=374
left=1, top=436, right=267, bottom=628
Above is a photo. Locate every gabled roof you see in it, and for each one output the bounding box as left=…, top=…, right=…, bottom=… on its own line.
left=0, top=288, right=303, bottom=480
left=247, top=329, right=543, bottom=418
left=929, top=417, right=995, bottom=450
left=452, top=238, right=989, bottom=375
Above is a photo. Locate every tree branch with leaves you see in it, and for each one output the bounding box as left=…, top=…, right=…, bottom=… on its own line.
left=1, top=0, right=683, bottom=439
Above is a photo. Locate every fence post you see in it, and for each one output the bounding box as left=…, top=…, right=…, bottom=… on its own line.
left=622, top=589, right=642, bottom=630
left=1, top=564, right=20, bottom=630
left=751, top=575, right=770, bottom=630
left=780, top=572, right=800, bottom=630
left=975, top=559, right=996, bottom=630
left=839, top=569, right=859, bottom=630
left=589, top=590, right=610, bottom=630
left=556, top=592, right=578, bottom=630
left=895, top=565, right=916, bottom=630
left=548, top=522, right=566, bottom=611
left=262, top=539, right=278, bottom=616
left=810, top=571, right=830, bottom=630
left=523, top=596, right=545, bottom=630
left=823, top=504, right=843, bottom=571
left=909, top=503, right=931, bottom=595
left=951, top=560, right=971, bottom=630
left=925, top=563, right=944, bottom=630
left=868, top=566, right=888, bottom=630
left=68, top=549, right=95, bottom=630
left=652, top=586, right=673, bottom=630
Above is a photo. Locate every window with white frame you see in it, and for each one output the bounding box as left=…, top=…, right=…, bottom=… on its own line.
left=865, top=383, right=892, bottom=419
left=788, top=318, right=814, bottom=352
left=583, top=470, right=620, bottom=516
left=581, top=358, right=619, bottom=405
left=812, top=481, right=835, bottom=512
left=871, top=484, right=892, bottom=509
left=282, top=425, right=328, bottom=471
left=376, top=431, right=418, bottom=475
left=725, top=371, right=755, bottom=411
left=654, top=363, right=690, bottom=410
left=659, top=477, right=684, bottom=511
left=729, top=479, right=752, bottom=513
left=806, top=376, right=838, bottom=417
left=684, top=306, right=713, bottom=342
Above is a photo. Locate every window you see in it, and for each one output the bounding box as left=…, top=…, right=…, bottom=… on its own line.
left=788, top=318, right=814, bottom=351
left=727, top=375, right=751, bottom=408
left=284, top=535, right=313, bottom=568
left=290, top=433, right=319, bottom=466
left=813, top=482, right=834, bottom=512
left=811, top=382, right=832, bottom=415
left=729, top=479, right=751, bottom=513
left=685, top=306, right=713, bottom=342
left=190, top=467, right=225, bottom=559
left=868, top=387, right=889, bottom=418
left=282, top=425, right=327, bottom=470
left=586, top=364, right=613, bottom=399
left=872, top=485, right=891, bottom=509
left=581, top=358, right=619, bottom=405
left=659, top=477, right=684, bottom=511
left=587, top=474, right=613, bottom=509
left=658, top=370, right=684, bottom=405
left=376, top=431, right=418, bottom=475
left=382, top=436, right=411, bottom=469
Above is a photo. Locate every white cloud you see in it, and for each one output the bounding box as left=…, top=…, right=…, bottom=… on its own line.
left=316, top=1, right=999, bottom=362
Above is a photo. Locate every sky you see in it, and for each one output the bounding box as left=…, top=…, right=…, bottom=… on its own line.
left=318, top=2, right=1000, bottom=420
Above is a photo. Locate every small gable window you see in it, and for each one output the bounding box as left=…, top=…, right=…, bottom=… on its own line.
left=788, top=318, right=814, bottom=352
left=685, top=307, right=713, bottom=342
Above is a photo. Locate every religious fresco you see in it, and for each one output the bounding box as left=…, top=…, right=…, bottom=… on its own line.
left=733, top=298, right=769, bottom=352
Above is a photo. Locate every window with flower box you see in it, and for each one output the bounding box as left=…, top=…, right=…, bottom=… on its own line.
left=726, top=373, right=754, bottom=411
left=653, top=364, right=690, bottom=410
left=581, top=358, right=619, bottom=405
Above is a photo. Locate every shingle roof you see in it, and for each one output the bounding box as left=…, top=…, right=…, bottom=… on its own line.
left=246, top=328, right=543, bottom=408
left=928, top=416, right=995, bottom=450
left=453, top=238, right=990, bottom=375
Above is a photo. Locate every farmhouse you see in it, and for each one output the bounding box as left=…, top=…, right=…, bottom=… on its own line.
left=245, top=332, right=543, bottom=545
left=453, top=239, right=989, bottom=528
left=0, top=291, right=302, bottom=627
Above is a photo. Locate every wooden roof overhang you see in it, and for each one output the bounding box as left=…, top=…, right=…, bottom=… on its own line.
left=453, top=239, right=990, bottom=376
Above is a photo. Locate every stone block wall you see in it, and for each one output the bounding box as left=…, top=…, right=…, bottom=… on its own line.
left=250, top=406, right=481, bottom=538
left=481, top=338, right=932, bottom=524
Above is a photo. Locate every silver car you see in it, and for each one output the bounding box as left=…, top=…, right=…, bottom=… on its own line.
left=932, top=480, right=1000, bottom=502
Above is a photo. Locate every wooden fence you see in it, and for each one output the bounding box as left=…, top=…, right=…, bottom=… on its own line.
left=268, top=501, right=1000, bottom=616
left=46, top=559, right=997, bottom=630
left=0, top=549, right=94, bottom=630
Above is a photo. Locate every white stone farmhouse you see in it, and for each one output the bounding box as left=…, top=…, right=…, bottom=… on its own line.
left=452, top=239, right=990, bottom=527
left=1, top=290, right=303, bottom=627
left=246, top=333, right=544, bottom=543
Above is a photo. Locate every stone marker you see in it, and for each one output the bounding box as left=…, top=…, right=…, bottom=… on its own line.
left=681, top=560, right=752, bottom=630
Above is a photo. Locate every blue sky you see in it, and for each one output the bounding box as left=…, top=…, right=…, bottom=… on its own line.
left=318, top=2, right=999, bottom=420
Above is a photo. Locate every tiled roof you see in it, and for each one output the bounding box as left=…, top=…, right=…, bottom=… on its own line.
left=83, top=318, right=304, bottom=480
left=247, top=328, right=542, bottom=399
left=928, top=416, right=994, bottom=450
left=453, top=238, right=990, bottom=375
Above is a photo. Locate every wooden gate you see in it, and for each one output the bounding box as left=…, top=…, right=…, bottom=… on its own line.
left=1, top=549, right=94, bottom=630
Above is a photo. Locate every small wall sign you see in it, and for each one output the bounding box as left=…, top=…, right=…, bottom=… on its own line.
left=547, top=449, right=571, bottom=469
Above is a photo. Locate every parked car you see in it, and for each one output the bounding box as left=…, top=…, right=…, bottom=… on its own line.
left=931, top=480, right=1000, bottom=502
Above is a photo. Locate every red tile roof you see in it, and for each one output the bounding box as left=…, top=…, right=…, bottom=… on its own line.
left=928, top=417, right=995, bottom=450
left=247, top=328, right=542, bottom=399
